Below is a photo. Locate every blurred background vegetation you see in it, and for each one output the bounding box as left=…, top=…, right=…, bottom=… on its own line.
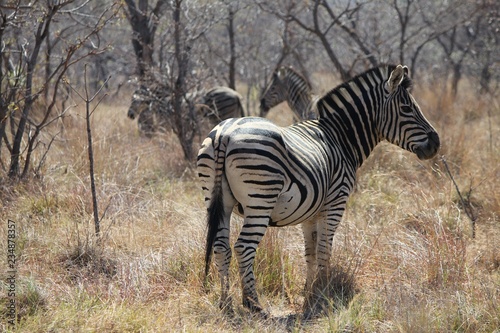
left=0, top=0, right=498, bottom=177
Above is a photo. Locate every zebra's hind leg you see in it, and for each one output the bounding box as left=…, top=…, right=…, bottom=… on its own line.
left=234, top=211, right=271, bottom=313
left=213, top=213, right=233, bottom=312
left=213, top=179, right=237, bottom=313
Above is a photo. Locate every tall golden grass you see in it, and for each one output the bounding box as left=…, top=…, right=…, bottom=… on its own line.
left=0, top=79, right=499, bottom=332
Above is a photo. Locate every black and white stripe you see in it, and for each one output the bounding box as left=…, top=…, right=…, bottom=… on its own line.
left=198, top=86, right=246, bottom=127
left=260, top=66, right=317, bottom=120
left=197, top=64, right=440, bottom=313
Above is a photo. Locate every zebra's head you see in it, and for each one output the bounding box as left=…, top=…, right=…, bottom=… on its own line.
left=380, top=65, right=440, bottom=160
left=259, top=67, right=292, bottom=118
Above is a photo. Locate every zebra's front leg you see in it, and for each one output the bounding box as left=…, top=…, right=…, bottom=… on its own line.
left=234, top=213, right=270, bottom=313
left=301, top=219, right=318, bottom=293
left=303, top=201, right=347, bottom=318
left=316, top=201, right=346, bottom=278
left=302, top=216, right=327, bottom=318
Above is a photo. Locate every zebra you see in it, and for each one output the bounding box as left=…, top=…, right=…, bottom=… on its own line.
left=198, top=86, right=246, bottom=128
left=128, top=83, right=244, bottom=136
left=197, top=64, right=440, bottom=314
left=127, top=79, right=172, bottom=137
left=260, top=65, right=317, bottom=121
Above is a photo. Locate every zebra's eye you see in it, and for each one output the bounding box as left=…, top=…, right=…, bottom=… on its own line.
left=401, top=105, right=413, bottom=114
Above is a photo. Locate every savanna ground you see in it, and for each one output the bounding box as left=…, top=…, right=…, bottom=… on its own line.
left=0, top=78, right=499, bottom=332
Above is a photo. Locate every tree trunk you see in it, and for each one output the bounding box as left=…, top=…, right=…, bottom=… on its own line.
left=479, top=53, right=491, bottom=95
left=172, top=0, right=195, bottom=161
left=124, top=0, right=168, bottom=77
left=227, top=6, right=236, bottom=90
left=312, top=2, right=349, bottom=81
left=451, top=63, right=462, bottom=97
left=9, top=7, right=54, bottom=178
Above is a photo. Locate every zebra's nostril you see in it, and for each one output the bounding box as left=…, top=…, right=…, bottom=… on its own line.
left=414, top=131, right=440, bottom=160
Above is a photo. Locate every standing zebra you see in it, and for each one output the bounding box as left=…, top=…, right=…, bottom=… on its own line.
left=197, top=65, right=440, bottom=314
left=128, top=83, right=244, bottom=136
left=198, top=86, right=246, bottom=128
left=260, top=66, right=317, bottom=120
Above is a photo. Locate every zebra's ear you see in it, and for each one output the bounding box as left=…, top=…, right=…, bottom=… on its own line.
left=277, top=67, right=287, bottom=80
left=387, top=65, right=405, bottom=93
left=403, top=65, right=409, bottom=76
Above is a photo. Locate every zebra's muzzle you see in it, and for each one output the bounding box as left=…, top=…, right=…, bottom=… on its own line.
left=127, top=109, right=136, bottom=119
left=414, top=131, right=440, bottom=160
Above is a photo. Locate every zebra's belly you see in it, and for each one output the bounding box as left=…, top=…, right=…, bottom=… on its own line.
left=230, top=179, right=323, bottom=227
left=269, top=182, right=323, bottom=227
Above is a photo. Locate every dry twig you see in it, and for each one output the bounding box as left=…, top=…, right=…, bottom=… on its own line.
left=441, top=155, right=477, bottom=238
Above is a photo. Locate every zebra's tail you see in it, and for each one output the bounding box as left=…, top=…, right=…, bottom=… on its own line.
left=204, top=184, right=224, bottom=279
left=201, top=124, right=229, bottom=281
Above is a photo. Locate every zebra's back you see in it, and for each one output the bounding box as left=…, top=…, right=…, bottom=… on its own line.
left=200, top=87, right=245, bottom=126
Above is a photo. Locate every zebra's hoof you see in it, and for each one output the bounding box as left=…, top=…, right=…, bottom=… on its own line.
left=219, top=297, right=234, bottom=315
left=242, top=297, right=264, bottom=313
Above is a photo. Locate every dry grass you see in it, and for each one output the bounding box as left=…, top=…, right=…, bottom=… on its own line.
left=0, top=81, right=499, bottom=332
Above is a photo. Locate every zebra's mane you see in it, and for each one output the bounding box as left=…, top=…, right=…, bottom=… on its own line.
left=317, top=64, right=413, bottom=117
left=280, top=66, right=312, bottom=91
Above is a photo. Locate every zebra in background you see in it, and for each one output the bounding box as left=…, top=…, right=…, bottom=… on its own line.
left=198, top=86, right=246, bottom=128
left=128, top=82, right=244, bottom=136
left=197, top=65, right=440, bottom=314
left=260, top=65, right=317, bottom=121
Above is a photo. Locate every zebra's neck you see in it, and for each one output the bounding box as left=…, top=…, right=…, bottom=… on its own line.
left=285, top=77, right=313, bottom=120
left=289, top=91, right=313, bottom=120
left=316, top=67, right=388, bottom=168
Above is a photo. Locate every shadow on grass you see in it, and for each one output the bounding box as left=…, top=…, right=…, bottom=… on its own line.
left=221, top=262, right=358, bottom=332
left=302, top=262, right=358, bottom=320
